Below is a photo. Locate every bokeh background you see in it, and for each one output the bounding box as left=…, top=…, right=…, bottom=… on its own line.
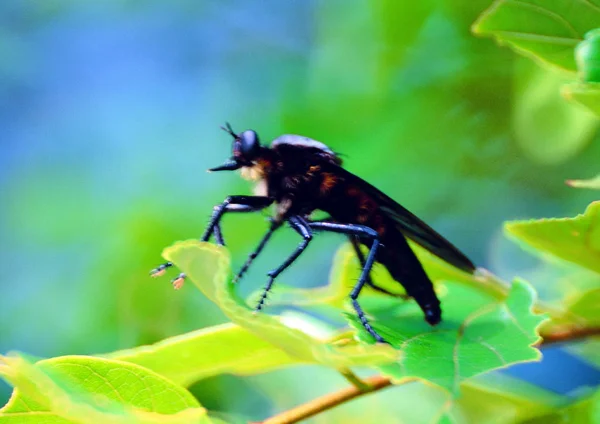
left=1, top=0, right=599, bottom=420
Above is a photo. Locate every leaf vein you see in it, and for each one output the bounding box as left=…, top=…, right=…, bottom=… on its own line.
left=506, top=0, right=582, bottom=38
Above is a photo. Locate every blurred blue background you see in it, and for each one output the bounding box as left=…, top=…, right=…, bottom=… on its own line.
left=1, top=0, right=599, bottom=419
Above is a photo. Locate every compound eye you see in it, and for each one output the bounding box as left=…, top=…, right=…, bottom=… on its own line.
left=239, top=130, right=260, bottom=159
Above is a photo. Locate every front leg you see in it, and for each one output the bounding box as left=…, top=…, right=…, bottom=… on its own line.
left=201, top=196, right=274, bottom=242
left=150, top=195, right=273, bottom=288
left=233, top=219, right=282, bottom=284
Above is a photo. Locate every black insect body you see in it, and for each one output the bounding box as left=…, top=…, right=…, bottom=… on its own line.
left=151, top=123, right=476, bottom=343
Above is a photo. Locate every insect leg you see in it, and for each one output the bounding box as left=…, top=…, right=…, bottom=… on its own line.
left=234, top=219, right=282, bottom=284
left=210, top=203, right=267, bottom=246
left=350, top=236, right=376, bottom=288
left=309, top=222, right=385, bottom=343
left=350, top=237, right=409, bottom=299
left=150, top=196, right=273, bottom=289
left=255, top=216, right=312, bottom=312
left=201, top=196, right=274, bottom=242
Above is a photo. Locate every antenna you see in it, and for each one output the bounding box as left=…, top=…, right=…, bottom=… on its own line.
left=220, top=122, right=237, bottom=138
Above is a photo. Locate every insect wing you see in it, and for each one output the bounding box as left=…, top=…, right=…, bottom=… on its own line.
left=333, top=166, right=476, bottom=273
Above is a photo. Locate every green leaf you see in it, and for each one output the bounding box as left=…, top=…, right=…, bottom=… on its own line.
left=505, top=201, right=600, bottom=274
left=472, top=0, right=600, bottom=72
left=346, top=279, right=546, bottom=395
left=105, top=322, right=299, bottom=387
left=563, top=82, right=600, bottom=117
left=0, top=354, right=211, bottom=424
left=163, top=240, right=398, bottom=369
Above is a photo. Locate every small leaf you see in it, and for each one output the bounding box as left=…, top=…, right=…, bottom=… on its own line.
left=105, top=322, right=299, bottom=387
left=0, top=354, right=211, bottom=424
left=346, top=279, right=546, bottom=395
left=563, top=82, right=600, bottom=117
left=472, top=0, right=600, bottom=72
left=505, top=201, right=600, bottom=274
left=163, top=240, right=398, bottom=370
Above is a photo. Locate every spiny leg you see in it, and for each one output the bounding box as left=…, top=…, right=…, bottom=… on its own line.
left=234, top=219, right=282, bottom=284
left=150, top=196, right=273, bottom=289
left=350, top=236, right=409, bottom=299
left=255, top=216, right=312, bottom=312
left=309, top=222, right=385, bottom=343
left=350, top=236, right=376, bottom=289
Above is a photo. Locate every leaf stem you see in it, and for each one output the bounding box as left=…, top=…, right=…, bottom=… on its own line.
left=338, top=368, right=370, bottom=391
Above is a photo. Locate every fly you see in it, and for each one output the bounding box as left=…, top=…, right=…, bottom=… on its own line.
left=150, top=123, right=476, bottom=343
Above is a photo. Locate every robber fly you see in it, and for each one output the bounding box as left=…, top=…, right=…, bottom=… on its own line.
left=151, top=123, right=476, bottom=343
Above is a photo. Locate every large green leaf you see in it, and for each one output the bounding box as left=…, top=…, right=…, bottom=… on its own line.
left=0, top=354, right=211, bottom=424
left=346, top=279, right=546, bottom=395
left=472, top=0, right=600, bottom=72
left=105, top=323, right=298, bottom=387
left=163, top=241, right=397, bottom=370
left=505, top=201, right=600, bottom=274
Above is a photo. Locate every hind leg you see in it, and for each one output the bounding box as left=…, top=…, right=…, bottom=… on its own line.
left=310, top=222, right=385, bottom=343
left=350, top=237, right=409, bottom=299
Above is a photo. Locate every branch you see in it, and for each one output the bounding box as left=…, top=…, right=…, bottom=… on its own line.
left=259, top=375, right=393, bottom=424
left=539, top=325, right=600, bottom=346
left=259, top=326, right=599, bottom=424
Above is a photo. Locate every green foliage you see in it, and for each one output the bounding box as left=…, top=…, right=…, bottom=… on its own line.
left=105, top=323, right=299, bottom=387
left=505, top=201, right=600, bottom=274
left=0, top=355, right=211, bottom=424
left=2, top=1, right=600, bottom=422
left=474, top=0, right=600, bottom=120
left=163, top=240, right=546, bottom=397
left=5, top=197, right=600, bottom=422
left=347, top=279, right=545, bottom=394
left=473, top=0, right=600, bottom=72
left=162, top=241, right=398, bottom=369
